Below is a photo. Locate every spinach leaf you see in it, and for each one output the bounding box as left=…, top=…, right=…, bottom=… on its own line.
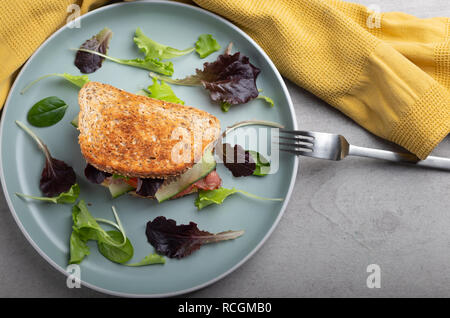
left=27, top=96, right=68, bottom=127
left=134, top=27, right=194, bottom=60
left=75, top=28, right=113, bottom=73
left=16, top=121, right=76, bottom=197
left=69, top=201, right=138, bottom=265
left=145, top=216, right=244, bottom=258
left=195, top=34, right=221, bottom=58
left=20, top=73, right=89, bottom=94
left=146, top=78, right=185, bottom=104
left=97, top=230, right=134, bottom=264
left=69, top=231, right=90, bottom=264
left=125, top=253, right=165, bottom=267
left=16, top=183, right=80, bottom=204
left=195, top=187, right=283, bottom=210
left=72, top=201, right=126, bottom=248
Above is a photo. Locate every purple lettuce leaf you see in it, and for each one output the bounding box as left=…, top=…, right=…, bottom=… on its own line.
left=75, top=28, right=113, bottom=74
left=84, top=164, right=112, bottom=184
left=196, top=52, right=260, bottom=105
left=136, top=178, right=164, bottom=197
left=16, top=121, right=76, bottom=197
left=145, top=216, right=244, bottom=259
left=150, top=51, right=260, bottom=106
left=219, top=143, right=256, bottom=177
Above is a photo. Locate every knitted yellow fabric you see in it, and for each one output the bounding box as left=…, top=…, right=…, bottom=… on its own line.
left=0, top=0, right=111, bottom=108
left=191, top=0, right=450, bottom=159
left=0, top=0, right=449, bottom=159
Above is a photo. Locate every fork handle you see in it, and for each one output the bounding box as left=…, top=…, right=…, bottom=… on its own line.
left=348, top=145, right=450, bottom=171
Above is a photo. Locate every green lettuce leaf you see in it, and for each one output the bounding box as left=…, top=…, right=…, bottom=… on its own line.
left=195, top=187, right=283, bottom=210
left=75, top=49, right=174, bottom=76
left=257, top=94, right=274, bottom=107
left=16, top=184, right=80, bottom=204
left=146, top=78, right=185, bottom=104
left=195, top=34, right=221, bottom=58
left=125, top=253, right=166, bottom=267
left=221, top=102, right=231, bottom=112
left=248, top=150, right=271, bottom=176
left=21, top=73, right=90, bottom=94
left=134, top=27, right=194, bottom=59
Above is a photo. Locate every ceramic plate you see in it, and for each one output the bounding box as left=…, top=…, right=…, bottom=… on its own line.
left=0, top=1, right=298, bottom=297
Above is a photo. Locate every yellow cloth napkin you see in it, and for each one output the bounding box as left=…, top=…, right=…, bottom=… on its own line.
left=1, top=0, right=449, bottom=160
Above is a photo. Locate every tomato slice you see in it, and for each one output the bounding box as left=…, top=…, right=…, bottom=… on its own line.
left=125, top=177, right=138, bottom=188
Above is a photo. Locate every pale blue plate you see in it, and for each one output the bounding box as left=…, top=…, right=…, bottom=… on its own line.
left=0, top=1, right=298, bottom=297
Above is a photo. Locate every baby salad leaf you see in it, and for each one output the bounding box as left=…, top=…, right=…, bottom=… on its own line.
left=16, top=121, right=76, bottom=197
left=20, top=73, right=90, bottom=94
left=125, top=253, right=166, bottom=267
left=257, top=94, right=274, bottom=107
left=150, top=51, right=261, bottom=106
left=27, top=96, right=68, bottom=127
left=248, top=150, right=271, bottom=176
left=134, top=27, right=194, bottom=60
left=220, top=143, right=256, bottom=177
left=195, top=187, right=283, bottom=210
left=75, top=27, right=113, bottom=73
left=97, top=230, right=134, bottom=264
left=136, top=178, right=164, bottom=197
left=16, top=183, right=80, bottom=204
left=219, top=144, right=270, bottom=177
left=70, top=201, right=133, bottom=264
left=195, top=34, right=221, bottom=58
left=146, top=78, right=185, bottom=104
left=145, top=216, right=244, bottom=258
left=75, top=48, right=174, bottom=76
left=69, top=231, right=90, bottom=264
left=221, top=102, right=231, bottom=112
left=72, top=201, right=126, bottom=248
left=84, top=163, right=112, bottom=184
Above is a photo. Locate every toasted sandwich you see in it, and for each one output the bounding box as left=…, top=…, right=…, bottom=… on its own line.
left=77, top=82, right=222, bottom=202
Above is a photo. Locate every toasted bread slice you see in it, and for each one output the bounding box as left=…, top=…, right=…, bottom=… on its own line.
left=78, top=82, right=220, bottom=178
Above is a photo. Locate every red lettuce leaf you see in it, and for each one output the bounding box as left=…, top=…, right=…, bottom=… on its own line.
left=16, top=121, right=77, bottom=197
left=136, top=178, right=164, bottom=197
left=84, top=164, right=112, bottom=184
left=219, top=143, right=256, bottom=177
left=197, top=52, right=260, bottom=105
left=151, top=51, right=261, bottom=106
left=40, top=157, right=76, bottom=197
left=145, top=216, right=244, bottom=259
left=75, top=28, right=113, bottom=74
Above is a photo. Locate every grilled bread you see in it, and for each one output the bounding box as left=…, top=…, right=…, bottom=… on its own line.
left=78, top=82, right=220, bottom=178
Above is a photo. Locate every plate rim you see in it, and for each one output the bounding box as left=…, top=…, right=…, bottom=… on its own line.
left=0, top=0, right=299, bottom=297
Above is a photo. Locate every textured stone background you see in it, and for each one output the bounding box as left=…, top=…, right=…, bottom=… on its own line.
left=0, top=0, right=449, bottom=297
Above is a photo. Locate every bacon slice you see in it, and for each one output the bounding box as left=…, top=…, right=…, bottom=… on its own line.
left=172, top=170, right=222, bottom=199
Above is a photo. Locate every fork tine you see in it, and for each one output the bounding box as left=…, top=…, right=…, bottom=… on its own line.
left=279, top=129, right=315, bottom=139
left=279, top=148, right=313, bottom=157
left=278, top=136, right=314, bottom=146
left=276, top=141, right=313, bottom=151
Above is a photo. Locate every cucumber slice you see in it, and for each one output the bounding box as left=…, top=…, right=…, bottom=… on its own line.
left=108, top=181, right=135, bottom=199
left=71, top=114, right=79, bottom=128
left=155, top=149, right=216, bottom=202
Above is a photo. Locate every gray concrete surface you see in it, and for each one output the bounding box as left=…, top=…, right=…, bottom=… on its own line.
left=0, top=0, right=449, bottom=297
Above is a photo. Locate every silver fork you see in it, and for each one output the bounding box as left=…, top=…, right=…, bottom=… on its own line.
left=278, top=129, right=450, bottom=170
